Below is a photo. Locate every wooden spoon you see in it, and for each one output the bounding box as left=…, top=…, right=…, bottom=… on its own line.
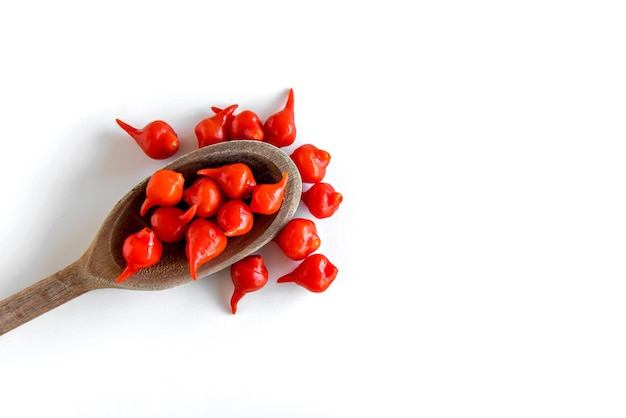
left=0, top=140, right=302, bottom=336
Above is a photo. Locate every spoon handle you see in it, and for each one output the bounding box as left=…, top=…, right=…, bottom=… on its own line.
left=0, top=261, right=92, bottom=336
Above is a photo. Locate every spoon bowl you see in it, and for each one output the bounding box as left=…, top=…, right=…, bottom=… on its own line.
left=0, top=140, right=302, bottom=335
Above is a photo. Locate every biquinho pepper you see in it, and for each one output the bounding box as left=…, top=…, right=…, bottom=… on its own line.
left=211, top=105, right=236, bottom=139
left=115, top=227, right=163, bottom=283
left=150, top=205, right=197, bottom=243
left=290, top=143, right=331, bottom=183
left=183, top=177, right=227, bottom=218
left=217, top=199, right=254, bottom=237
left=116, top=119, right=179, bottom=160
left=228, top=110, right=265, bottom=141
left=277, top=253, right=338, bottom=292
left=197, top=163, right=257, bottom=200
left=195, top=104, right=239, bottom=147
left=229, top=255, right=269, bottom=314
left=301, top=182, right=343, bottom=219
left=263, top=88, right=296, bottom=148
left=185, top=218, right=228, bottom=280
left=140, top=169, right=185, bottom=216
left=273, top=218, right=321, bottom=260
left=249, top=172, right=289, bottom=215
left=112, top=90, right=341, bottom=314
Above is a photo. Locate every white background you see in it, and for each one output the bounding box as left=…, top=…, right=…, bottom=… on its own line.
left=1, top=1, right=625, bottom=417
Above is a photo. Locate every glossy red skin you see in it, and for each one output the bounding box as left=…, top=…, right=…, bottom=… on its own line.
left=150, top=205, right=197, bottom=243
left=277, top=253, right=337, bottom=292
left=197, top=163, right=257, bottom=200
left=229, top=110, right=264, bottom=141
left=116, top=119, right=179, bottom=159
left=115, top=227, right=163, bottom=283
left=290, top=143, right=331, bottom=183
left=230, top=255, right=268, bottom=314
left=274, top=218, right=321, bottom=260
left=211, top=105, right=236, bottom=139
left=140, top=169, right=185, bottom=216
left=217, top=199, right=254, bottom=237
left=263, top=88, right=296, bottom=148
left=185, top=218, right=228, bottom=280
left=183, top=177, right=227, bottom=218
left=249, top=172, right=288, bottom=215
left=195, top=104, right=238, bottom=147
left=301, top=182, right=343, bottom=219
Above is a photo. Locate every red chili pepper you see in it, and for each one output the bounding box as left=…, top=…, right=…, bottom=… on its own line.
left=228, top=110, right=265, bottom=141
left=230, top=255, right=268, bottom=314
left=185, top=218, right=228, bottom=280
left=263, top=88, right=296, bottom=148
left=290, top=143, right=331, bottom=183
left=140, top=169, right=185, bottom=216
left=301, top=182, right=343, bottom=219
left=115, top=227, right=163, bottom=283
left=273, top=218, right=321, bottom=260
left=195, top=104, right=239, bottom=147
left=197, top=163, right=257, bottom=200
left=217, top=199, right=254, bottom=237
left=249, top=172, right=289, bottom=215
left=182, top=177, right=227, bottom=218
left=150, top=204, right=197, bottom=243
left=211, top=105, right=236, bottom=139
left=116, top=119, right=179, bottom=160
left=277, top=253, right=337, bottom=292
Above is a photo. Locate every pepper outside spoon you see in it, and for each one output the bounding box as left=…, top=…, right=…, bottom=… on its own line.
left=0, top=140, right=302, bottom=336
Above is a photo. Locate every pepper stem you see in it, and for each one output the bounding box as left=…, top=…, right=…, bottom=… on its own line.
left=115, top=119, right=140, bottom=138
left=230, top=289, right=246, bottom=314
left=180, top=205, right=197, bottom=223
left=285, top=88, right=294, bottom=112
left=115, top=265, right=137, bottom=283
left=276, top=273, right=293, bottom=284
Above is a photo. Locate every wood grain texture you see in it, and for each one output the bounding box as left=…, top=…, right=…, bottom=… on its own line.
left=0, top=141, right=302, bottom=336
left=0, top=258, right=98, bottom=335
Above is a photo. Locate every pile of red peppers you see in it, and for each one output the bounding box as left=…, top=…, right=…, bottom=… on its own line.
left=115, top=89, right=343, bottom=314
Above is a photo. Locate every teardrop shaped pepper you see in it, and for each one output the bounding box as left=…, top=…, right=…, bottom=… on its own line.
left=115, top=227, right=163, bottom=283
left=197, top=163, right=257, bottom=200
left=290, top=143, right=331, bottom=183
left=116, top=119, right=179, bottom=160
left=211, top=105, right=236, bottom=139
left=273, top=218, right=321, bottom=260
left=228, top=110, right=264, bottom=141
left=229, top=255, right=269, bottom=314
left=263, top=88, right=296, bottom=148
left=140, top=169, right=185, bottom=216
left=301, top=182, right=343, bottom=219
left=150, top=204, right=197, bottom=243
left=195, top=104, right=239, bottom=147
left=182, top=177, right=227, bottom=218
left=277, top=253, right=338, bottom=293
left=249, top=172, right=288, bottom=215
left=217, top=199, right=254, bottom=237
left=185, top=218, right=228, bottom=280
